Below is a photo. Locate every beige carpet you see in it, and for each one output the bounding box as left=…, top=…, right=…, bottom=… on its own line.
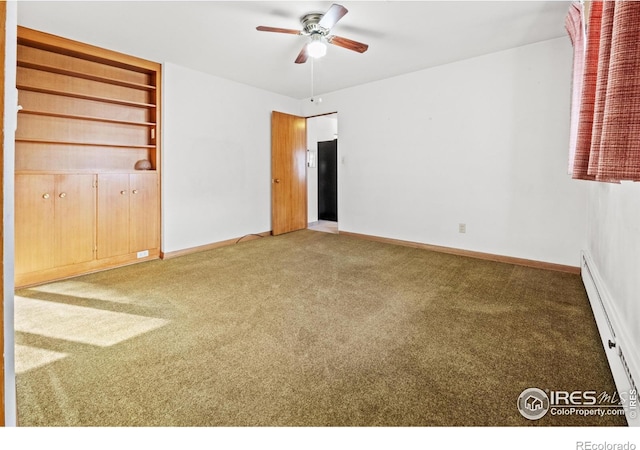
left=14, top=230, right=626, bottom=426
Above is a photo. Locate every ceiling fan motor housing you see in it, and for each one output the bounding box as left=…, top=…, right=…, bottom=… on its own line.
left=301, top=13, right=328, bottom=36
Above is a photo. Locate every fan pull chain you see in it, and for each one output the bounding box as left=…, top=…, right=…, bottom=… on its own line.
left=311, top=58, right=315, bottom=100
left=310, top=58, right=322, bottom=104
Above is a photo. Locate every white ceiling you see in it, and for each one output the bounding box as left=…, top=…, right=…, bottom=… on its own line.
left=17, top=1, right=571, bottom=99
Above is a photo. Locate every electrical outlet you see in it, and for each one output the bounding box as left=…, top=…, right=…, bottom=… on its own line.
left=137, top=250, right=149, bottom=259
left=459, top=223, right=466, bottom=234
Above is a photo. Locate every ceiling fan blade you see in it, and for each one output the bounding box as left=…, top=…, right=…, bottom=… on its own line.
left=318, top=3, right=348, bottom=29
left=256, top=26, right=301, bottom=35
left=295, top=44, right=309, bottom=64
left=328, top=35, right=369, bottom=53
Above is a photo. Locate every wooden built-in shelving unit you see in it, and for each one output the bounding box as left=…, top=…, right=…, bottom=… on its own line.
left=15, top=26, right=162, bottom=287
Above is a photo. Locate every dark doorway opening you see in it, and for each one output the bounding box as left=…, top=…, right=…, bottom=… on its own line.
left=318, top=139, right=338, bottom=222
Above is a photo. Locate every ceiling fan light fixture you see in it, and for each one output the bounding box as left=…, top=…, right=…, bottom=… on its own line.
left=307, top=35, right=327, bottom=58
left=257, top=4, right=368, bottom=64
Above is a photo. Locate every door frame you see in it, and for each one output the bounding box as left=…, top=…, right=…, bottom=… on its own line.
left=304, top=112, right=339, bottom=227
left=0, top=0, right=6, bottom=426
left=1, top=0, right=18, bottom=427
left=271, top=111, right=340, bottom=234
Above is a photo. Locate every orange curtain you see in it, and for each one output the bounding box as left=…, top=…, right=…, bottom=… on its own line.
left=571, top=1, right=640, bottom=182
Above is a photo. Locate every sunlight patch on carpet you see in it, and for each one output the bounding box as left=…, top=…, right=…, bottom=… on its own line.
left=15, top=296, right=169, bottom=347
left=15, top=344, right=68, bottom=374
left=31, top=281, right=138, bottom=305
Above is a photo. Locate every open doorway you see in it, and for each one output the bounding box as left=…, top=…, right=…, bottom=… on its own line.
left=306, top=113, right=338, bottom=234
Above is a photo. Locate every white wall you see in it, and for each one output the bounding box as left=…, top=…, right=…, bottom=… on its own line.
left=586, top=181, right=640, bottom=384
left=302, top=37, right=585, bottom=267
left=306, top=114, right=338, bottom=223
left=162, top=63, right=300, bottom=253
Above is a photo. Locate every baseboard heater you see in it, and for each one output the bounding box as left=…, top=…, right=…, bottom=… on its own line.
left=581, top=251, right=639, bottom=426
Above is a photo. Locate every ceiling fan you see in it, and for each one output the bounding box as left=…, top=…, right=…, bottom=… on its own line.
left=256, top=3, right=369, bottom=64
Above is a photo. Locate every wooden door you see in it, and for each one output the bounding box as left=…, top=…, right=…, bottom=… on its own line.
left=15, top=174, right=55, bottom=274
left=54, top=174, right=96, bottom=266
left=97, top=173, right=130, bottom=259
left=318, top=139, right=338, bottom=222
left=129, top=172, right=159, bottom=253
left=271, top=111, right=307, bottom=235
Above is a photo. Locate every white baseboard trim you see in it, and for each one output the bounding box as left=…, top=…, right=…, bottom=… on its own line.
left=581, top=250, right=639, bottom=426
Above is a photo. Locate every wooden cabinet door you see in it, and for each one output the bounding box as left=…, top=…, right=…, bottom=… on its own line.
left=54, top=174, right=96, bottom=267
left=15, top=174, right=55, bottom=274
left=97, top=173, right=130, bottom=259
left=129, top=173, right=159, bottom=253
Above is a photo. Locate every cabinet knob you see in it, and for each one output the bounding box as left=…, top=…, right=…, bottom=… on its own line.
left=59, top=192, right=67, bottom=198
left=42, top=193, right=50, bottom=199
left=132, top=189, right=139, bottom=194
left=120, top=190, right=127, bottom=195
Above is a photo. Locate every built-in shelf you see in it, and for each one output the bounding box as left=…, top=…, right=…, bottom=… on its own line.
left=17, top=84, right=157, bottom=109
left=18, top=60, right=157, bottom=91
left=16, top=138, right=156, bottom=149
left=19, top=109, right=156, bottom=127
left=15, top=26, right=162, bottom=287
left=16, top=169, right=158, bottom=175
